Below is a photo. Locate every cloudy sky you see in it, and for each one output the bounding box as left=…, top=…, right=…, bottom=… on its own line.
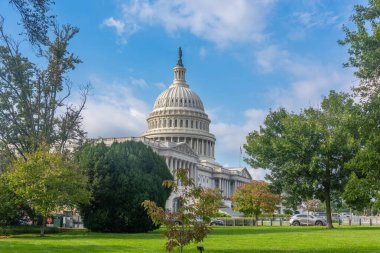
left=1, top=0, right=365, bottom=179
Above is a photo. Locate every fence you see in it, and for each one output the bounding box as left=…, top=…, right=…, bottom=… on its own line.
left=215, top=216, right=380, bottom=227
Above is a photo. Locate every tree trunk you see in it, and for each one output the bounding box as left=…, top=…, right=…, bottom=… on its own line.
left=324, top=179, right=334, bottom=229
left=255, top=214, right=259, bottom=227
left=178, top=245, right=183, bottom=253
left=40, top=216, right=46, bottom=236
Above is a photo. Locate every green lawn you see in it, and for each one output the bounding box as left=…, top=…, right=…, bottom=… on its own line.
left=0, top=226, right=380, bottom=252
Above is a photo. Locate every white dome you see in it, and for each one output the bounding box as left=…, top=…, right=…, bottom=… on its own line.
left=153, top=85, right=204, bottom=111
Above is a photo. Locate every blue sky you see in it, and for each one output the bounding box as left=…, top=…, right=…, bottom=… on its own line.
left=0, top=0, right=366, bottom=179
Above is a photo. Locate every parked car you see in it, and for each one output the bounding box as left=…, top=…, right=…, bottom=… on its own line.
left=340, top=212, right=350, bottom=219
left=210, top=219, right=224, bottom=226
left=314, top=212, right=341, bottom=222
left=289, top=214, right=326, bottom=226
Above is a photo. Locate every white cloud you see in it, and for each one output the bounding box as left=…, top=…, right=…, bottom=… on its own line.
left=293, top=11, right=339, bottom=29
left=255, top=45, right=355, bottom=110
left=255, top=45, right=288, bottom=73
left=104, top=0, right=275, bottom=47
left=82, top=76, right=150, bottom=138
left=102, top=17, right=126, bottom=35
left=130, top=77, right=148, bottom=88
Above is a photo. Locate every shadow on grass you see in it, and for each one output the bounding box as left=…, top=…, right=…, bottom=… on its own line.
left=11, top=231, right=162, bottom=241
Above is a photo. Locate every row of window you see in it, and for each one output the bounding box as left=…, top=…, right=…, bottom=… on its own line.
left=156, top=97, right=202, bottom=108
left=149, top=118, right=209, bottom=131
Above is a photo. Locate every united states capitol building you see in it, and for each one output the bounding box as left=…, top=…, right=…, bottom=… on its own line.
left=96, top=49, right=252, bottom=210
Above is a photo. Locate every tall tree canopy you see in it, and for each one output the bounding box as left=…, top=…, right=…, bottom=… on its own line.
left=7, top=0, right=54, bottom=46
left=0, top=0, right=88, bottom=225
left=339, top=0, right=380, bottom=211
left=0, top=23, right=88, bottom=165
left=244, top=91, right=359, bottom=228
left=78, top=141, right=173, bottom=233
left=339, top=0, right=380, bottom=97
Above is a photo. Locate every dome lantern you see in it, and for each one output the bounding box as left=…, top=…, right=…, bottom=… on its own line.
left=173, top=47, right=187, bottom=87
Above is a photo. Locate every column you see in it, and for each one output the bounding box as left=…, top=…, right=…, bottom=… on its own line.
left=227, top=180, right=230, bottom=198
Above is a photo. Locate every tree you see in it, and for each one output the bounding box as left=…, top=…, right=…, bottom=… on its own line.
left=338, top=0, right=380, bottom=213
left=7, top=0, right=54, bottom=46
left=0, top=0, right=88, bottom=225
left=244, top=91, right=360, bottom=228
left=2, top=147, right=89, bottom=236
left=78, top=141, right=173, bottom=233
left=0, top=22, right=88, bottom=165
left=339, top=0, right=380, bottom=97
left=232, top=180, right=280, bottom=225
left=0, top=177, right=30, bottom=225
left=143, top=168, right=223, bottom=253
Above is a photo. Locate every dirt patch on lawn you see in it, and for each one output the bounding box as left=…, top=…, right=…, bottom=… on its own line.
left=0, top=236, right=9, bottom=239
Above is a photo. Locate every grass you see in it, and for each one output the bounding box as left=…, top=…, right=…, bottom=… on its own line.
left=0, top=226, right=380, bottom=252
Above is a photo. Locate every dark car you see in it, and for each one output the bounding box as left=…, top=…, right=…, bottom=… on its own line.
left=210, top=219, right=224, bottom=226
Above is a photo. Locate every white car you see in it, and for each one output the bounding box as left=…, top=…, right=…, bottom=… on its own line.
left=289, top=214, right=326, bottom=226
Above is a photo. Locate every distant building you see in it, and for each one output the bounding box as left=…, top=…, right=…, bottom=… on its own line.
left=96, top=48, right=252, bottom=210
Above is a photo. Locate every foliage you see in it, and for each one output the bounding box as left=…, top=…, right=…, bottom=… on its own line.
left=339, top=0, right=380, bottom=97
left=143, top=168, right=223, bottom=253
left=244, top=91, right=360, bottom=228
left=337, top=0, right=380, bottom=214
left=7, top=0, right=55, bottom=46
left=0, top=22, right=88, bottom=165
left=0, top=178, right=30, bottom=225
left=232, top=180, right=280, bottom=225
left=0, top=225, right=60, bottom=236
left=343, top=173, right=373, bottom=211
left=78, top=141, right=173, bottom=233
left=343, top=95, right=380, bottom=211
left=2, top=148, right=89, bottom=235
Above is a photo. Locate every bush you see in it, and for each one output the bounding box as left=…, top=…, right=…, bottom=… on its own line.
left=0, top=226, right=59, bottom=235
left=78, top=142, right=173, bottom=233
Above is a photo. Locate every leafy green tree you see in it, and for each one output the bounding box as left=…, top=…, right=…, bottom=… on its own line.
left=338, top=0, right=380, bottom=214
left=6, top=0, right=54, bottom=46
left=143, top=168, right=223, bottom=253
left=232, top=180, right=280, bottom=225
left=0, top=0, right=87, bottom=225
left=339, top=0, right=380, bottom=97
left=0, top=23, right=88, bottom=164
left=78, top=141, right=173, bottom=233
left=2, top=147, right=89, bottom=236
left=244, top=91, right=359, bottom=228
left=343, top=95, right=380, bottom=211
left=0, top=177, right=30, bottom=225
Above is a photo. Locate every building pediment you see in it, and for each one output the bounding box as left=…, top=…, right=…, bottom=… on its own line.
left=241, top=168, right=252, bottom=180
left=171, top=142, right=199, bottom=158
